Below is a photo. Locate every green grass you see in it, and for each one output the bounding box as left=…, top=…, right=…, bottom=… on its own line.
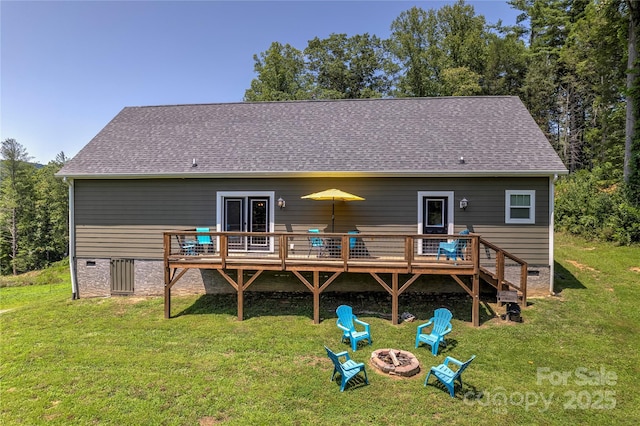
left=1, top=234, right=638, bottom=425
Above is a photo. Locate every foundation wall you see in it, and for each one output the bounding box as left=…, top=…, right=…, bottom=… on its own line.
left=75, top=259, right=550, bottom=298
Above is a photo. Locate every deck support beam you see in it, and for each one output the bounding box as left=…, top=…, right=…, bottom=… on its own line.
left=164, top=268, right=189, bottom=319
left=371, top=273, right=422, bottom=325
left=292, top=270, right=341, bottom=324
left=216, top=269, right=264, bottom=321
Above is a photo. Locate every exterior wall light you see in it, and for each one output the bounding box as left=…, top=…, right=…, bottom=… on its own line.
left=460, top=198, right=468, bottom=210
left=277, top=197, right=286, bottom=209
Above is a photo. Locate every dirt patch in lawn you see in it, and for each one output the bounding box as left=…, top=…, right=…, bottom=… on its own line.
left=566, top=259, right=598, bottom=272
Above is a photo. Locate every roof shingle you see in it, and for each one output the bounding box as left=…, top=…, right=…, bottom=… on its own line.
left=57, top=96, right=568, bottom=177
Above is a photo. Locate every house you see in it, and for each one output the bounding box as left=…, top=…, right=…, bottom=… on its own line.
left=57, top=96, right=568, bottom=325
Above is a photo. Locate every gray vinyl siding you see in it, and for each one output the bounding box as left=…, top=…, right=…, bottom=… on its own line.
left=74, top=177, right=551, bottom=264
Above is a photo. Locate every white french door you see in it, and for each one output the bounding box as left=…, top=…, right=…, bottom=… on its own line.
left=217, top=191, right=275, bottom=252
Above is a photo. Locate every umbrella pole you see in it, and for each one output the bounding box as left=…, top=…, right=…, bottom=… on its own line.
left=331, top=199, right=335, bottom=233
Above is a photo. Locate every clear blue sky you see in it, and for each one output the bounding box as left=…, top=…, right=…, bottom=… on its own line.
left=1, top=0, right=521, bottom=164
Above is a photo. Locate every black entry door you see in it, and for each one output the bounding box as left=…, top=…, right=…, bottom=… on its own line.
left=423, top=197, right=448, bottom=254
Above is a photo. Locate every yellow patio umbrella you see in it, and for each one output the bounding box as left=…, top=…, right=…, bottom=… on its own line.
left=301, top=188, right=365, bottom=232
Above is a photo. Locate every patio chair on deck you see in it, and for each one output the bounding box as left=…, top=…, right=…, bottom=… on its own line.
left=415, top=308, right=453, bottom=355
left=436, top=229, right=470, bottom=261
left=324, top=346, right=369, bottom=392
left=336, top=305, right=372, bottom=351
left=425, top=355, right=476, bottom=397
left=196, top=227, right=213, bottom=254
left=348, top=230, right=359, bottom=255
left=176, top=235, right=196, bottom=256
left=307, top=229, right=327, bottom=257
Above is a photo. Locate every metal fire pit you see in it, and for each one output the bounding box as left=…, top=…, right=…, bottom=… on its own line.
left=370, top=348, right=420, bottom=377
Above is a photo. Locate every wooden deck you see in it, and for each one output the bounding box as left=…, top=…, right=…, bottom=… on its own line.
left=163, top=231, right=527, bottom=327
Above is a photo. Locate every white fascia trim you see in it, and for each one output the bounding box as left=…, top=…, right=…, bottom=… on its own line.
left=57, top=169, right=569, bottom=180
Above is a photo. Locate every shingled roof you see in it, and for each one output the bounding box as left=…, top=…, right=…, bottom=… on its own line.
left=57, top=96, right=567, bottom=178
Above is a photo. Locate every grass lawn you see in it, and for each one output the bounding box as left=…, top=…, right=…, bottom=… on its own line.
left=1, top=234, right=639, bottom=425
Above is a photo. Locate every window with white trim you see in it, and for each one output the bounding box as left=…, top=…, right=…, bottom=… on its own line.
left=505, top=190, right=535, bottom=224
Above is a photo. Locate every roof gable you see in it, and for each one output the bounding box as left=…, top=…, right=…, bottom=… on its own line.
left=58, top=96, right=567, bottom=178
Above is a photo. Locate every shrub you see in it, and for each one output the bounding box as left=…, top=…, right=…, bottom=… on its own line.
left=555, top=164, right=639, bottom=244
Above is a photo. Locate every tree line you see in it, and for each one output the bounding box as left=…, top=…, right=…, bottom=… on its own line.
left=0, top=139, right=69, bottom=275
left=2, top=0, right=639, bottom=275
left=244, top=0, right=640, bottom=243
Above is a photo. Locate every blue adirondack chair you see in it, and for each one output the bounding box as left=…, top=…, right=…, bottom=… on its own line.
left=336, top=305, right=372, bottom=351
left=196, top=227, right=213, bottom=254
left=436, top=229, right=470, bottom=261
left=324, top=346, right=369, bottom=392
left=425, top=355, right=476, bottom=397
left=415, top=308, right=453, bottom=355
left=307, top=229, right=326, bottom=257
left=348, top=230, right=359, bottom=255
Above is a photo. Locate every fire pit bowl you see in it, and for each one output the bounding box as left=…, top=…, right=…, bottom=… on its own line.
left=370, top=348, right=420, bottom=377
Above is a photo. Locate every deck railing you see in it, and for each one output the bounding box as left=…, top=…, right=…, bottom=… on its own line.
left=478, top=238, right=528, bottom=305
left=163, top=230, right=480, bottom=272
left=164, top=230, right=526, bottom=298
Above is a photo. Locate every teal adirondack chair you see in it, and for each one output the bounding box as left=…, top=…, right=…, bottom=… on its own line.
left=196, top=227, right=213, bottom=254
left=307, top=229, right=326, bottom=257
left=336, top=305, right=372, bottom=351
left=324, top=346, right=369, bottom=392
left=348, top=230, right=359, bottom=256
left=436, top=229, right=470, bottom=261
left=415, top=308, right=453, bottom=355
left=425, top=355, right=476, bottom=397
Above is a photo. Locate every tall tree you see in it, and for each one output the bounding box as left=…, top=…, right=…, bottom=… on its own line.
left=440, top=67, right=482, bottom=95
left=483, top=27, right=528, bottom=95
left=0, top=138, right=34, bottom=275
left=31, top=153, right=69, bottom=268
left=244, top=42, right=309, bottom=101
left=563, top=0, right=626, bottom=170
left=305, top=33, right=392, bottom=99
left=388, top=6, right=442, bottom=96
left=513, top=0, right=587, bottom=170
left=388, top=1, right=488, bottom=97
left=625, top=0, right=640, bottom=201
left=437, top=0, right=488, bottom=75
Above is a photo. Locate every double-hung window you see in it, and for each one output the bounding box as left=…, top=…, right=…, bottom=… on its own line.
left=505, top=190, right=535, bottom=224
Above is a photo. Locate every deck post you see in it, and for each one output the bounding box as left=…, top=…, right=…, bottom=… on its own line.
left=520, top=263, right=528, bottom=308
left=164, top=283, right=171, bottom=319
left=313, top=270, right=320, bottom=324
left=391, top=273, right=399, bottom=325
left=472, top=273, right=480, bottom=327
left=237, top=269, right=244, bottom=321
left=497, top=251, right=506, bottom=291
left=472, top=234, right=480, bottom=327
left=163, top=233, right=171, bottom=319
